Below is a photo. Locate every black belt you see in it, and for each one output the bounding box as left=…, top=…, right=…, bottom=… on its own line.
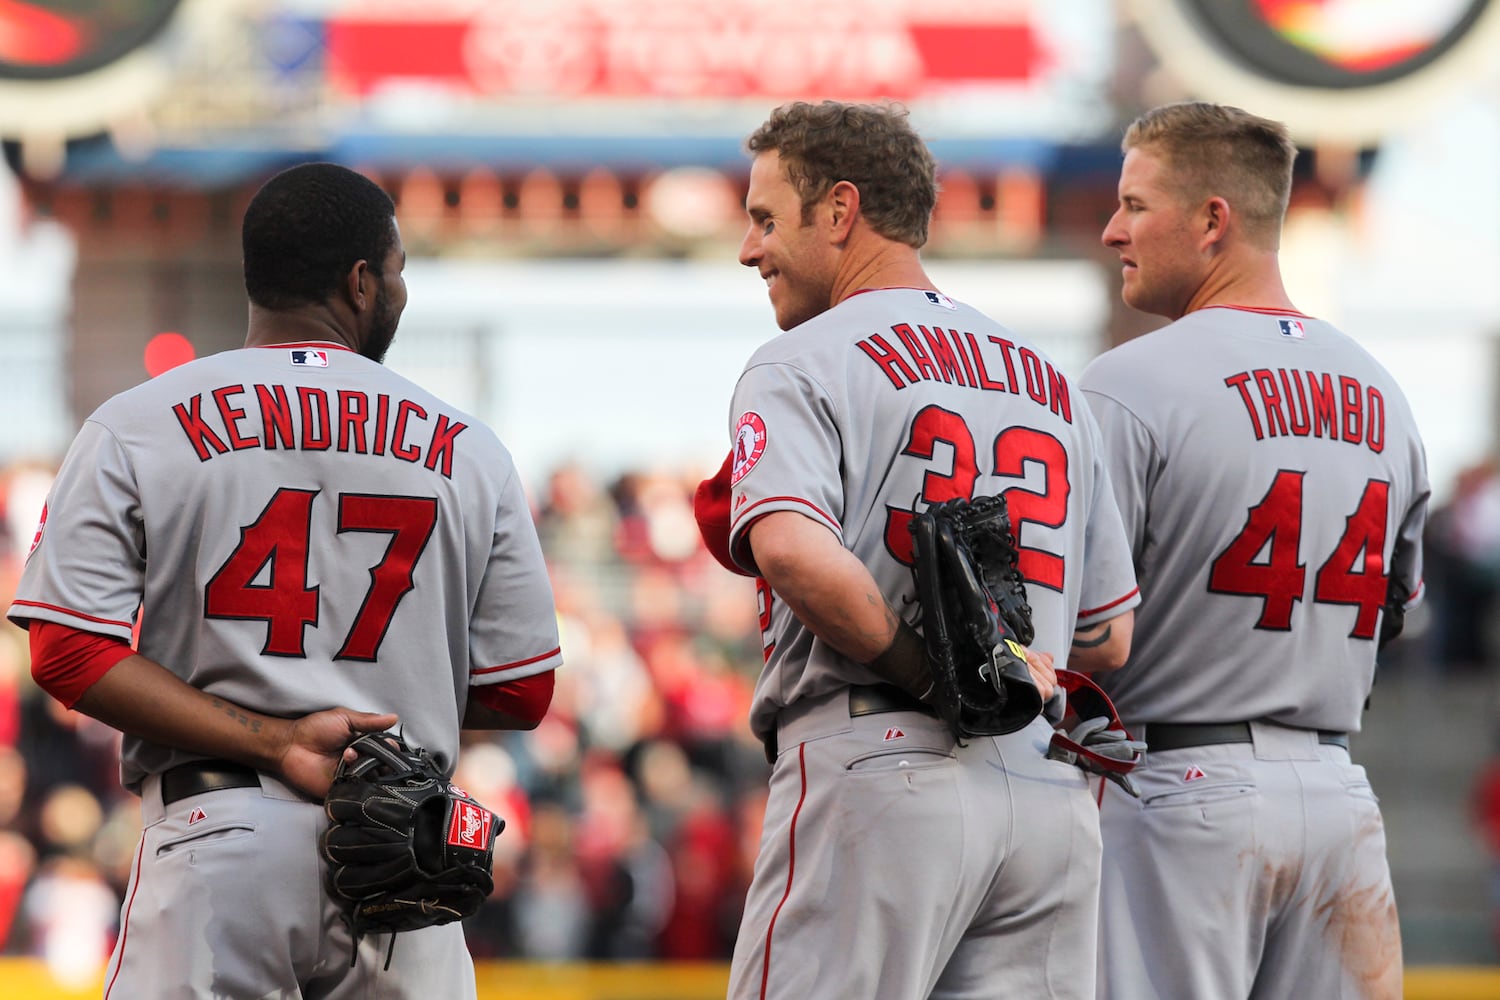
left=1144, top=721, right=1348, bottom=753
left=160, top=759, right=261, bottom=805
left=848, top=684, right=938, bottom=719
left=762, top=685, right=939, bottom=764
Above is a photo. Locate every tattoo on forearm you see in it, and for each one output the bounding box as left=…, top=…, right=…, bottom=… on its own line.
left=210, top=697, right=263, bottom=732
left=1072, top=625, right=1112, bottom=649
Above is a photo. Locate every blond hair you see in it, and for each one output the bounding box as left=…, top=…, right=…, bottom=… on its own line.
left=1123, top=102, right=1297, bottom=249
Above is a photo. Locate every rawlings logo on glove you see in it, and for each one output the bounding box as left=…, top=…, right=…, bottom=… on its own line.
left=320, top=732, right=502, bottom=951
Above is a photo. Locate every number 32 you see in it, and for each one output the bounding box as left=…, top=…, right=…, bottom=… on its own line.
left=883, top=404, right=1069, bottom=592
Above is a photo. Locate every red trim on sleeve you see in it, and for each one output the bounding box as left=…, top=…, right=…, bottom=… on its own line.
left=471, top=669, right=555, bottom=725
left=470, top=647, right=561, bottom=677
left=731, top=495, right=840, bottom=532
left=29, top=620, right=135, bottom=708
left=11, top=599, right=134, bottom=631
left=1079, top=587, right=1140, bottom=618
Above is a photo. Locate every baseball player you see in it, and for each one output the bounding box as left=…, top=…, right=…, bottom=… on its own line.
left=8, top=163, right=563, bottom=998
left=1080, top=102, right=1429, bottom=1000
left=698, top=100, right=1140, bottom=1000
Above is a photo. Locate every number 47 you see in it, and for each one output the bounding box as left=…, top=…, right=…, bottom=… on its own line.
left=204, top=488, right=437, bottom=660
left=1208, top=470, right=1391, bottom=640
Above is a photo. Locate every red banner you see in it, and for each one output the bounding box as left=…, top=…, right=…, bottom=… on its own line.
left=326, top=2, right=1048, bottom=99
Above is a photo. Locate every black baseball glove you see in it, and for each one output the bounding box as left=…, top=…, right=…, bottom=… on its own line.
left=321, top=732, right=502, bottom=946
left=909, top=494, right=1043, bottom=739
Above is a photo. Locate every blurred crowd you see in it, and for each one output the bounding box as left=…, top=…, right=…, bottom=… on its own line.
left=0, top=455, right=770, bottom=984
left=1, top=449, right=1498, bottom=983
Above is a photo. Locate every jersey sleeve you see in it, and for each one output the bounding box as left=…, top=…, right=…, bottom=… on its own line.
left=467, top=464, right=563, bottom=685
left=8, top=420, right=143, bottom=641
left=726, top=361, right=844, bottom=572
left=1076, top=402, right=1142, bottom=626
left=1079, top=386, right=1160, bottom=564
left=1390, top=453, right=1431, bottom=613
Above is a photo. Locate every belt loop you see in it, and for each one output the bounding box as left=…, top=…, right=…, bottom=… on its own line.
left=141, top=772, right=168, bottom=825
left=762, top=729, right=778, bottom=765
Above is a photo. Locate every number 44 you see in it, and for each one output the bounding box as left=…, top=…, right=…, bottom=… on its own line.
left=1208, top=470, right=1391, bottom=640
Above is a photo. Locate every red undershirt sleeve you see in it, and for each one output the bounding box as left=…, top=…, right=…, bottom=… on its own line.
left=28, top=620, right=136, bottom=709
left=470, top=668, right=555, bottom=725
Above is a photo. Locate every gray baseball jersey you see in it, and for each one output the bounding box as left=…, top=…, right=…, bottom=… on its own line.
left=10, top=341, right=561, bottom=997
left=12, top=342, right=562, bottom=788
left=726, top=288, right=1140, bottom=742
left=1079, top=306, right=1428, bottom=733
left=723, top=288, right=1139, bottom=999
left=1080, top=306, right=1426, bottom=999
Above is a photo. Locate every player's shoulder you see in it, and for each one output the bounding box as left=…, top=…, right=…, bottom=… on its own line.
left=1079, top=318, right=1189, bottom=392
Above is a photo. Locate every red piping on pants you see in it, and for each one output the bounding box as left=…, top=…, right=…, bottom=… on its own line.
left=103, top=835, right=147, bottom=998
left=760, top=741, right=808, bottom=999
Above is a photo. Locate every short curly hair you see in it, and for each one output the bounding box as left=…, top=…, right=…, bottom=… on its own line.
left=1123, top=102, right=1297, bottom=250
left=747, top=100, right=937, bottom=249
left=243, top=162, right=397, bottom=310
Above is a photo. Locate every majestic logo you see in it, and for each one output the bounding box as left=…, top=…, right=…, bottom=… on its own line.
left=924, top=290, right=957, bottom=310
left=290, top=349, right=330, bottom=367
left=187, top=806, right=208, bottom=825
left=730, top=411, right=768, bottom=485
left=448, top=800, right=493, bottom=851
left=883, top=727, right=906, bottom=742
left=1277, top=319, right=1305, bottom=339
left=1183, top=765, right=1207, bottom=782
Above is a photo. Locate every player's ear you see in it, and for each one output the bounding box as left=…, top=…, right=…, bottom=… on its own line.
left=345, top=259, right=373, bottom=311
left=827, top=180, right=860, bottom=242
left=1201, top=196, right=1231, bottom=248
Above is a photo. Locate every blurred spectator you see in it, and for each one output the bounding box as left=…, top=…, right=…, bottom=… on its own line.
left=507, top=802, right=590, bottom=960
left=1472, top=743, right=1500, bottom=958
left=0, top=830, right=34, bottom=953
left=20, top=854, right=117, bottom=989
left=1425, top=457, right=1500, bottom=670
left=656, top=780, right=743, bottom=960
left=536, top=460, right=622, bottom=568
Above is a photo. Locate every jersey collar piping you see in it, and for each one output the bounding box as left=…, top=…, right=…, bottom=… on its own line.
left=1200, top=304, right=1310, bottom=318
left=844, top=286, right=934, bottom=300
left=253, top=341, right=357, bottom=352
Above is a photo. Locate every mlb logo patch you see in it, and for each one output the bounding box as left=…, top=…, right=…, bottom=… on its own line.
left=1277, top=319, right=1305, bottom=340
left=447, top=800, right=494, bottom=851
left=924, top=290, right=958, bottom=310
left=291, top=349, right=329, bottom=367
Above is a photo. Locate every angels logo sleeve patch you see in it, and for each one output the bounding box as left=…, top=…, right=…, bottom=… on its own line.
left=730, top=411, right=768, bottom=485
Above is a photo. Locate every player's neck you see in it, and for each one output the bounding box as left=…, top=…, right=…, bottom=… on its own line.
left=830, top=243, right=936, bottom=308
left=245, top=304, right=360, bottom=352
left=1180, top=253, right=1295, bottom=319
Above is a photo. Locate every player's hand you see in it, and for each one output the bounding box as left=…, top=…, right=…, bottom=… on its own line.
left=277, top=707, right=400, bottom=799
left=1024, top=647, right=1056, bottom=702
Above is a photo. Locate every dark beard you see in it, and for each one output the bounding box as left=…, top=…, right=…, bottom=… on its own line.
left=362, top=283, right=398, bottom=364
